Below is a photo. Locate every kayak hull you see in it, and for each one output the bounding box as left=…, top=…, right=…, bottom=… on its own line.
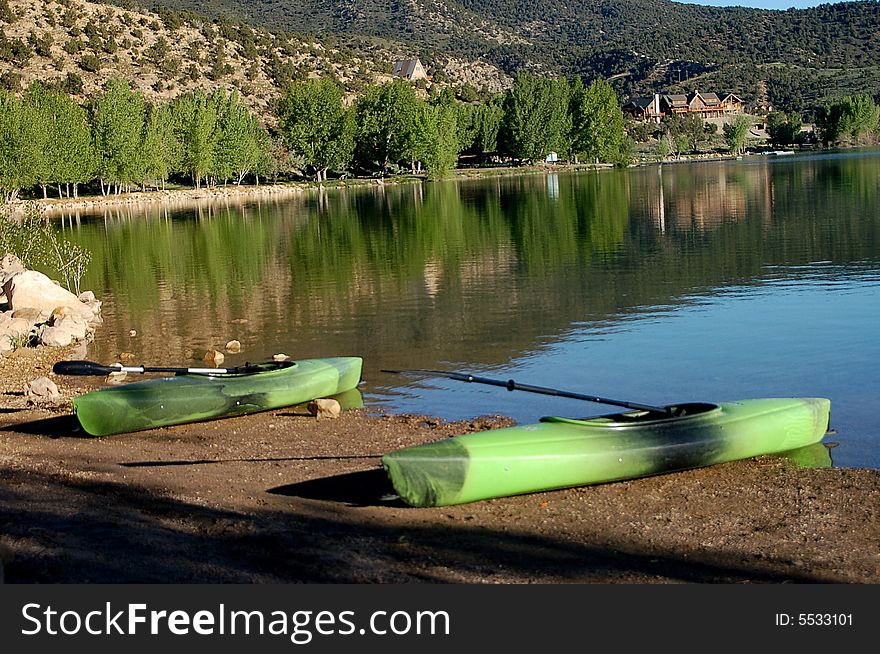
left=73, top=357, right=363, bottom=436
left=382, top=398, right=831, bottom=507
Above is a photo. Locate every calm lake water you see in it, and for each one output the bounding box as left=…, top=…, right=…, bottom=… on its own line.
left=63, top=150, right=880, bottom=468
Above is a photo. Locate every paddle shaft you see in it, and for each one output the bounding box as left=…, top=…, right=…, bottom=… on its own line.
left=53, top=360, right=292, bottom=377
left=384, top=369, right=673, bottom=415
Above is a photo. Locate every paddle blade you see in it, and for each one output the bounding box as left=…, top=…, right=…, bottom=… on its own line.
left=52, top=360, right=120, bottom=376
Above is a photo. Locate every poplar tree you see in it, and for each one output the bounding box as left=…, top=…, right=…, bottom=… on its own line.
left=170, top=89, right=218, bottom=188
left=91, top=78, right=146, bottom=194
left=570, top=77, right=626, bottom=163
left=354, top=80, right=419, bottom=174
left=502, top=73, right=569, bottom=162
left=0, top=92, right=40, bottom=201
left=278, top=78, right=354, bottom=182
left=413, top=103, right=459, bottom=178
left=138, top=103, right=176, bottom=190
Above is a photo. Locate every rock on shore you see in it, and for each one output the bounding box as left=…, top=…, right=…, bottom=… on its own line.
left=0, top=254, right=101, bottom=352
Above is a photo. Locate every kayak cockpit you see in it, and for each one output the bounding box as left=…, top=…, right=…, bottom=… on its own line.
left=541, top=402, right=720, bottom=427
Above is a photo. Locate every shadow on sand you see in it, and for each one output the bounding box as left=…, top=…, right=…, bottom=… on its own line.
left=268, top=468, right=403, bottom=507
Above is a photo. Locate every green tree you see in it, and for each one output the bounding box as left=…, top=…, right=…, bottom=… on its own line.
left=502, top=73, right=570, bottom=162
left=169, top=89, right=218, bottom=188
left=0, top=92, right=40, bottom=201
left=212, top=90, right=269, bottom=185
left=138, top=103, right=176, bottom=190
left=767, top=110, right=802, bottom=147
left=23, top=84, right=95, bottom=198
left=723, top=115, right=751, bottom=155
left=473, top=98, right=504, bottom=158
left=354, top=80, right=420, bottom=175
left=843, top=95, right=879, bottom=141
left=91, top=78, right=146, bottom=194
left=570, top=77, right=626, bottom=163
left=413, top=103, right=460, bottom=179
left=278, top=79, right=354, bottom=182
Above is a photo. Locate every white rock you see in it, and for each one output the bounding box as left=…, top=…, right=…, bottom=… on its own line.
left=25, top=376, right=61, bottom=405
left=39, top=325, right=74, bottom=348
left=0, top=314, right=32, bottom=339
left=307, top=398, right=341, bottom=420
left=203, top=349, right=225, bottom=366
left=225, top=339, right=241, bottom=353
left=0, top=253, right=25, bottom=286
left=105, top=371, right=128, bottom=385
left=3, top=270, right=95, bottom=323
left=52, top=315, right=88, bottom=341
left=273, top=353, right=290, bottom=362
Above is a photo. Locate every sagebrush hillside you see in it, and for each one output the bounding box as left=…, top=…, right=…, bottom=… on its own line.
left=133, top=0, right=880, bottom=112
left=0, top=0, right=511, bottom=125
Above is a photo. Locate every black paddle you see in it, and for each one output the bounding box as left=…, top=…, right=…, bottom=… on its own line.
left=53, top=360, right=294, bottom=377
left=383, top=368, right=674, bottom=416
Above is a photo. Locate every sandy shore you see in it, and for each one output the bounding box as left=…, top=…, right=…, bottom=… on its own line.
left=0, top=346, right=878, bottom=584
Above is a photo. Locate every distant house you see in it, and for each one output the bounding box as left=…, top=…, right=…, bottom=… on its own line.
left=622, top=95, right=664, bottom=123
left=392, top=58, right=429, bottom=81
left=623, top=91, right=742, bottom=123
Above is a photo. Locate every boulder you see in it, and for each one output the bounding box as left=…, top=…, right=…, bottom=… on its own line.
left=39, top=326, right=73, bottom=348
left=51, top=314, right=89, bottom=341
left=11, top=307, right=46, bottom=324
left=225, top=339, right=241, bottom=353
left=25, top=376, right=61, bottom=405
left=0, top=314, right=32, bottom=339
left=307, top=398, right=341, bottom=420
left=2, top=270, right=96, bottom=323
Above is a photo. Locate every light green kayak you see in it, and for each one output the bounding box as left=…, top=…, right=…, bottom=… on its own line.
left=382, top=397, right=831, bottom=507
left=72, top=357, right=363, bottom=436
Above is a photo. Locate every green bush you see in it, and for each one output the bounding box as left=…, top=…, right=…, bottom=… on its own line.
left=0, top=202, right=92, bottom=294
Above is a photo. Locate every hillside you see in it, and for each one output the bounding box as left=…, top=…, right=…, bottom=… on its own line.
left=0, top=0, right=511, bottom=125
left=2, top=0, right=879, bottom=118
left=131, top=0, right=880, bottom=112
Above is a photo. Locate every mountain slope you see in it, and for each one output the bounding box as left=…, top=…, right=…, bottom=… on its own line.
left=135, top=0, right=880, bottom=110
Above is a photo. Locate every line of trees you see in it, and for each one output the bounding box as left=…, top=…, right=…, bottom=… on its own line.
left=0, top=72, right=631, bottom=201
left=277, top=73, right=629, bottom=181
left=0, top=79, right=271, bottom=202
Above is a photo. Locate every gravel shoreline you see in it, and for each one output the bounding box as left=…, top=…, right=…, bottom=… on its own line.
left=1, top=346, right=878, bottom=583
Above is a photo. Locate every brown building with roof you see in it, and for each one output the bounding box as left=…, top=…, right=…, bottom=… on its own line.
left=624, top=91, right=743, bottom=123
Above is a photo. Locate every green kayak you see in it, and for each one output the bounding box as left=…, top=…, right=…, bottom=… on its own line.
left=72, top=357, right=363, bottom=436
left=382, top=397, right=831, bottom=507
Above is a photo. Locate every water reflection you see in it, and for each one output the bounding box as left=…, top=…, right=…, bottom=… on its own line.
left=63, top=151, right=880, bottom=467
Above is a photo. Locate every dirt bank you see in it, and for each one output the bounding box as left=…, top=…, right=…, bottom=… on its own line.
left=0, top=347, right=877, bottom=583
